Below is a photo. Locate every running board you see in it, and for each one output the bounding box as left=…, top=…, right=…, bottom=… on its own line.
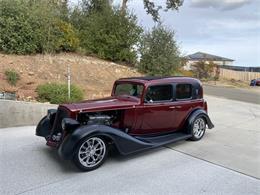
left=134, top=132, right=192, bottom=146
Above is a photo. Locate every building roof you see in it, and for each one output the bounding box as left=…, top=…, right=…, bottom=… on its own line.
left=185, top=52, right=234, bottom=61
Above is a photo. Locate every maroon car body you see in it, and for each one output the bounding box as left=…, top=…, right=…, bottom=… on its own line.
left=250, top=78, right=260, bottom=86
left=36, top=77, right=214, bottom=171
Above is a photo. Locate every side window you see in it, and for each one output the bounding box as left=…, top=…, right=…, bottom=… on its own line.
left=145, top=85, right=173, bottom=102
left=176, top=84, right=192, bottom=100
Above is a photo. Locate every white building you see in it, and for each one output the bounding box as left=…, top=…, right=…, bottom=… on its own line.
left=184, top=52, right=234, bottom=70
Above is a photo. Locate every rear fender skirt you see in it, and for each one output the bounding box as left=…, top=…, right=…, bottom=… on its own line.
left=58, top=125, right=153, bottom=160
left=187, top=109, right=214, bottom=133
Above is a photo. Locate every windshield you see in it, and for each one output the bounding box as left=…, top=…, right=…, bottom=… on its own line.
left=114, top=83, right=144, bottom=98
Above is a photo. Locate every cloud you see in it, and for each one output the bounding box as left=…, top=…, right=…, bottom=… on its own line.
left=190, top=0, right=252, bottom=10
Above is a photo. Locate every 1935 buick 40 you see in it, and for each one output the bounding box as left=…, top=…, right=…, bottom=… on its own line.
left=36, top=77, right=214, bottom=171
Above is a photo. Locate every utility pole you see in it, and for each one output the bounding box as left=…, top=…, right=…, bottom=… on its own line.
left=67, top=64, right=71, bottom=100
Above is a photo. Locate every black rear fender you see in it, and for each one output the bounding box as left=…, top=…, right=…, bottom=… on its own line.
left=187, top=109, right=214, bottom=132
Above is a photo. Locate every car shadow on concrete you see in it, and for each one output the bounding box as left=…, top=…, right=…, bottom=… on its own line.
left=41, top=147, right=80, bottom=173
left=107, top=142, right=185, bottom=162
left=39, top=140, right=191, bottom=173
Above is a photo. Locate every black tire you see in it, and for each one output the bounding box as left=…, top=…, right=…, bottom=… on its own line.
left=73, top=136, right=108, bottom=171
left=189, top=116, right=206, bottom=141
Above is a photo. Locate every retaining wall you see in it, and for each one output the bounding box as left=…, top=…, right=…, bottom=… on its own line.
left=0, top=100, right=56, bottom=128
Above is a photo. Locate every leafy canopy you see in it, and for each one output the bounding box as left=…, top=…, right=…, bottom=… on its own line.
left=0, top=0, right=79, bottom=54
left=71, top=0, right=142, bottom=64
left=121, top=0, right=183, bottom=21
left=192, top=61, right=217, bottom=80
left=138, top=25, right=181, bottom=76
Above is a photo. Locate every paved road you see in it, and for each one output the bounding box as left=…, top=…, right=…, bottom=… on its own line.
left=204, top=85, right=260, bottom=104
left=0, top=96, right=260, bottom=195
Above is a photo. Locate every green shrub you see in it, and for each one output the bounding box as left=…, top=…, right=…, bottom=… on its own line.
left=138, top=25, right=181, bottom=76
left=0, top=0, right=79, bottom=54
left=0, top=0, right=141, bottom=61
left=36, top=83, right=84, bottom=104
left=192, top=61, right=217, bottom=79
left=71, top=2, right=142, bottom=64
left=0, top=0, right=38, bottom=54
left=5, top=69, right=20, bottom=86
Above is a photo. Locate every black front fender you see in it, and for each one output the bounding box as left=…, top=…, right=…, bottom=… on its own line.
left=36, top=109, right=57, bottom=138
left=187, top=109, right=214, bottom=132
left=58, top=125, right=153, bottom=160
left=36, top=116, right=51, bottom=138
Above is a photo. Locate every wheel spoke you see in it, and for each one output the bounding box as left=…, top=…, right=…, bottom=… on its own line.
left=193, top=118, right=205, bottom=139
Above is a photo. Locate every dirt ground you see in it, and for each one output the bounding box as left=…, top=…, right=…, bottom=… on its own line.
left=0, top=53, right=142, bottom=101
left=0, top=53, right=258, bottom=102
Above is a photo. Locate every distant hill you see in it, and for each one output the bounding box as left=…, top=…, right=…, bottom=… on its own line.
left=0, top=53, right=142, bottom=101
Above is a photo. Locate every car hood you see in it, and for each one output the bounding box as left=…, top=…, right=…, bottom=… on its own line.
left=61, top=96, right=140, bottom=112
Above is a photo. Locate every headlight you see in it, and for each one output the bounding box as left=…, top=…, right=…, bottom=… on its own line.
left=61, top=118, right=80, bottom=132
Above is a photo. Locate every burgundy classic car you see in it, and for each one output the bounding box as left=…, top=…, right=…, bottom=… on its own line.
left=36, top=77, right=214, bottom=171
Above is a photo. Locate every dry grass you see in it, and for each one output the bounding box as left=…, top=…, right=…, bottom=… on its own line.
left=0, top=53, right=142, bottom=101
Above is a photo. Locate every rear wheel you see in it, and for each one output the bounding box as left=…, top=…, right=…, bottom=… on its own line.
left=73, top=137, right=108, bottom=171
left=190, top=116, right=206, bottom=141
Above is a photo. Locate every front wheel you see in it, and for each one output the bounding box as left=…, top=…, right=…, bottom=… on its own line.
left=73, top=137, right=108, bottom=171
left=190, top=116, right=206, bottom=141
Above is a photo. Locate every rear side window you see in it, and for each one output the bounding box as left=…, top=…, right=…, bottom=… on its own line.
left=176, top=84, right=192, bottom=100
left=145, top=85, right=173, bottom=102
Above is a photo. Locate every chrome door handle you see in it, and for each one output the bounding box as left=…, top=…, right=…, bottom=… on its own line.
left=169, top=106, right=182, bottom=109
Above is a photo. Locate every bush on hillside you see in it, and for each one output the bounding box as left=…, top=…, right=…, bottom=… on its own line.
left=5, top=69, right=20, bottom=86
left=71, top=1, right=142, bottom=64
left=138, top=25, right=181, bottom=76
left=0, top=0, right=79, bottom=54
left=0, top=0, right=38, bottom=54
left=36, top=83, right=84, bottom=104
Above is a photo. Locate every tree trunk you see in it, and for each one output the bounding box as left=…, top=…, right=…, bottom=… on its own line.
left=121, top=0, right=128, bottom=13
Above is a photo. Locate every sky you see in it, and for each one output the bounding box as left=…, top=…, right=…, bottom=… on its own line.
left=73, top=0, right=260, bottom=67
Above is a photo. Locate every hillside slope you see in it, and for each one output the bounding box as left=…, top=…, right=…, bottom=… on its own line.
left=0, top=53, right=142, bottom=101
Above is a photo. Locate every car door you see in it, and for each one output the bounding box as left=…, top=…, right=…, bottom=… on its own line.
left=133, top=84, right=178, bottom=135
left=170, top=83, right=203, bottom=130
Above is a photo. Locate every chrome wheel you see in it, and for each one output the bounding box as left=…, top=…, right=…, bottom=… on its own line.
left=193, top=118, right=206, bottom=139
left=78, top=137, right=106, bottom=168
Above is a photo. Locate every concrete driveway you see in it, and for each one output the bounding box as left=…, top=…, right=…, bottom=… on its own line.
left=168, top=95, right=260, bottom=179
left=0, top=96, right=260, bottom=195
left=204, top=85, right=260, bottom=104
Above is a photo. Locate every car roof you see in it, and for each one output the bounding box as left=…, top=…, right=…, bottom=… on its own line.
left=117, top=76, right=201, bottom=85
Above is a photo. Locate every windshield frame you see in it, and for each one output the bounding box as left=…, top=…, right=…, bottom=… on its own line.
left=112, top=81, right=145, bottom=99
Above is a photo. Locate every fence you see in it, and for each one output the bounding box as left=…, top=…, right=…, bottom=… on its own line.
left=0, top=92, right=16, bottom=100
left=221, top=65, right=260, bottom=72
left=219, top=68, right=260, bottom=81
